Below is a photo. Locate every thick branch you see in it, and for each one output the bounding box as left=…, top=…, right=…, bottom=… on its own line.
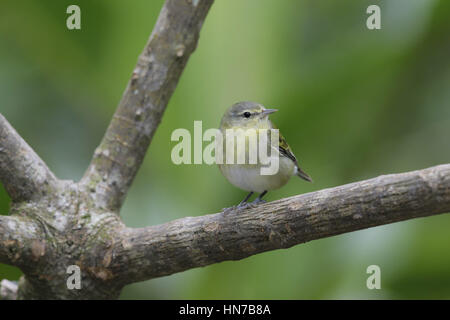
left=113, top=164, right=450, bottom=284
left=81, top=0, right=214, bottom=212
left=0, top=215, right=42, bottom=268
left=0, top=114, right=58, bottom=202
left=0, top=280, right=18, bottom=300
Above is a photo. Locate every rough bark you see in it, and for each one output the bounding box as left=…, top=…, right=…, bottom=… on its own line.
left=111, top=164, right=450, bottom=283
left=0, top=0, right=449, bottom=300
left=0, top=114, right=58, bottom=202
left=0, top=280, right=18, bottom=300
left=0, top=215, right=43, bottom=268
left=0, top=0, right=215, bottom=299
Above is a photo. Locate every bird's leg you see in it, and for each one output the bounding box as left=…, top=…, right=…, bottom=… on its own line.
left=222, top=192, right=254, bottom=214
left=251, top=190, right=268, bottom=205
left=238, top=191, right=254, bottom=207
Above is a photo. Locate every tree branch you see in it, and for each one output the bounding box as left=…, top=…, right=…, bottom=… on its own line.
left=112, top=164, right=450, bottom=284
left=0, top=114, right=58, bottom=202
left=81, top=0, right=214, bottom=213
left=0, top=279, right=18, bottom=300
left=1, top=0, right=447, bottom=301
left=0, top=215, right=42, bottom=268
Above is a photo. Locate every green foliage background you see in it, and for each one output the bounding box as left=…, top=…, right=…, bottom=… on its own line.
left=0, top=0, right=449, bottom=299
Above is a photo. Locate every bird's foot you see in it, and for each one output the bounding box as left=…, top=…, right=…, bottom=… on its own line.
left=221, top=206, right=237, bottom=214
left=222, top=202, right=254, bottom=214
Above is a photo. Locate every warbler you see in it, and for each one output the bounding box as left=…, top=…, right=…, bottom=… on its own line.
left=218, top=101, right=312, bottom=208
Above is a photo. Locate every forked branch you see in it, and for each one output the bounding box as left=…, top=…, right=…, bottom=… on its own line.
left=0, top=0, right=449, bottom=300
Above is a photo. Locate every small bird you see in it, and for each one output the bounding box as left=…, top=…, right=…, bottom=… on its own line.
left=218, top=101, right=312, bottom=208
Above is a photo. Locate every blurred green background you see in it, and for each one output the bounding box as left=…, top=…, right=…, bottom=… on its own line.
left=1, top=0, right=449, bottom=299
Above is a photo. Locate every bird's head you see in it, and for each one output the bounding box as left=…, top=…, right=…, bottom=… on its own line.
left=220, top=101, right=277, bottom=129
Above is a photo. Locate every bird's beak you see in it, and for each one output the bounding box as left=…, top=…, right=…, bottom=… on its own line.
left=262, top=108, right=278, bottom=116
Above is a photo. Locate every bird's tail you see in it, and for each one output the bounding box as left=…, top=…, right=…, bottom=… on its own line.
left=296, top=166, right=313, bottom=182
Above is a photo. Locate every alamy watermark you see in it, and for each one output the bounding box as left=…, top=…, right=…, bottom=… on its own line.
left=171, top=121, right=280, bottom=175
left=66, top=5, right=81, bottom=30
left=366, top=265, right=381, bottom=290
left=366, top=5, right=381, bottom=30
left=67, top=265, right=81, bottom=290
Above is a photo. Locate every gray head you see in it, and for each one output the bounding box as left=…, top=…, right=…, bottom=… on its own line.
left=220, top=101, right=277, bottom=129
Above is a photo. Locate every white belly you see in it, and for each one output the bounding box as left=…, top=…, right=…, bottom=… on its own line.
left=219, top=157, right=296, bottom=193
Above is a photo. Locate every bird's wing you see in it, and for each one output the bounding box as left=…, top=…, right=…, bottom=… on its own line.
left=270, top=121, right=298, bottom=164
left=279, top=131, right=298, bottom=164
left=271, top=121, right=313, bottom=182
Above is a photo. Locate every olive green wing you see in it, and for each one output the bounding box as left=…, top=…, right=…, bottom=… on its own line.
left=278, top=131, right=298, bottom=164
left=271, top=121, right=313, bottom=182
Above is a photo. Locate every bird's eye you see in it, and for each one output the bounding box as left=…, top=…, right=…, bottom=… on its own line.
left=243, top=112, right=251, bottom=118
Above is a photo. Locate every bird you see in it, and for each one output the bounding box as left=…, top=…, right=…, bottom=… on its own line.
left=218, top=101, right=312, bottom=209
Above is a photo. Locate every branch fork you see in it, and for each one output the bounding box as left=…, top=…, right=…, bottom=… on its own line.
left=1, top=0, right=449, bottom=299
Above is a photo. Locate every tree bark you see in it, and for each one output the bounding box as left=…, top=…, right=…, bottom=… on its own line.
left=0, top=0, right=449, bottom=300
left=110, top=164, right=450, bottom=284
left=0, top=280, right=18, bottom=300
left=1, top=0, right=215, bottom=299
left=0, top=114, right=58, bottom=202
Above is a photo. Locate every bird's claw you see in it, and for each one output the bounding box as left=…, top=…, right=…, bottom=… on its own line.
left=221, top=206, right=236, bottom=214
left=222, top=203, right=250, bottom=214
left=222, top=199, right=267, bottom=214
left=251, top=198, right=267, bottom=205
